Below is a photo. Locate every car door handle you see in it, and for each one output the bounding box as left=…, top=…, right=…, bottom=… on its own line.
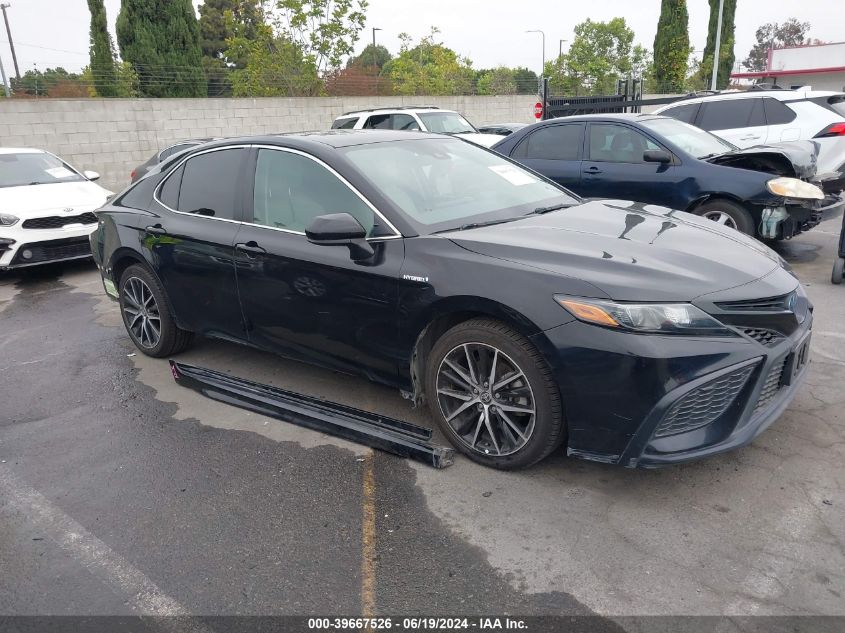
left=144, top=224, right=166, bottom=235
left=235, top=241, right=267, bottom=256
left=584, top=166, right=603, bottom=175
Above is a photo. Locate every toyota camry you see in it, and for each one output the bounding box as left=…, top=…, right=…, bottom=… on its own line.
left=90, top=131, right=812, bottom=470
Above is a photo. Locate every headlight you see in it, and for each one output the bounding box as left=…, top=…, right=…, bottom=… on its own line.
left=0, top=213, right=20, bottom=226
left=766, top=177, right=824, bottom=200
left=555, top=296, right=737, bottom=336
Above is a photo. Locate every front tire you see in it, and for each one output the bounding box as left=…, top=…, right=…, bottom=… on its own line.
left=695, top=199, right=755, bottom=236
left=425, top=318, right=564, bottom=470
left=119, top=264, right=193, bottom=357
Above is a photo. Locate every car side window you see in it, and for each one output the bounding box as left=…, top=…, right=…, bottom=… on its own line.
left=588, top=124, right=654, bottom=164
left=391, top=114, right=420, bottom=131
left=252, top=149, right=385, bottom=237
left=661, top=103, right=700, bottom=124
left=176, top=148, right=247, bottom=219
left=363, top=114, right=391, bottom=129
left=159, top=164, right=184, bottom=208
left=697, top=99, right=759, bottom=131
left=763, top=98, right=797, bottom=125
left=512, top=124, right=582, bottom=160
left=332, top=117, right=358, bottom=130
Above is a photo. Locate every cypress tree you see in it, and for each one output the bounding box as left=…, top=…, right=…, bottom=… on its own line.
left=87, top=0, right=118, bottom=97
left=653, top=0, right=689, bottom=93
left=117, top=0, right=207, bottom=98
left=702, top=0, right=737, bottom=90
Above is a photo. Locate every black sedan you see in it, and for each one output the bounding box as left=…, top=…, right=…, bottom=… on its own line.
left=492, top=114, right=840, bottom=241
left=91, top=131, right=812, bottom=469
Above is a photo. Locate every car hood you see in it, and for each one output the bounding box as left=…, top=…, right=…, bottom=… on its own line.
left=704, top=140, right=845, bottom=189
left=454, top=132, right=506, bottom=148
left=0, top=180, right=112, bottom=217
left=446, top=199, right=782, bottom=302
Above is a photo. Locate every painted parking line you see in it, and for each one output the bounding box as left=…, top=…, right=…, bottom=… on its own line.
left=361, top=453, right=377, bottom=618
left=0, top=465, right=213, bottom=631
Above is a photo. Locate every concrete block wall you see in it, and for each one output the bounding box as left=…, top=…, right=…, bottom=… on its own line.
left=0, top=96, right=539, bottom=192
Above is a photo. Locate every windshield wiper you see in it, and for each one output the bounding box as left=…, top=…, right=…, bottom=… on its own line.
left=432, top=217, right=521, bottom=233
left=532, top=203, right=575, bottom=215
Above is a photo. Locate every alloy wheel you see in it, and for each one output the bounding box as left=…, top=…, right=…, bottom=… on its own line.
left=122, top=277, right=162, bottom=349
left=702, top=210, right=738, bottom=230
left=436, top=342, right=536, bottom=457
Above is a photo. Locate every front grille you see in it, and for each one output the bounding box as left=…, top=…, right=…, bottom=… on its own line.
left=754, top=358, right=789, bottom=414
left=741, top=327, right=785, bottom=347
left=22, top=212, right=98, bottom=229
left=9, top=237, right=92, bottom=266
left=716, top=293, right=792, bottom=312
left=654, top=364, right=756, bottom=438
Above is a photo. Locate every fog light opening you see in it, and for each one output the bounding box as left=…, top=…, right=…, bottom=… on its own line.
left=21, top=249, right=33, bottom=260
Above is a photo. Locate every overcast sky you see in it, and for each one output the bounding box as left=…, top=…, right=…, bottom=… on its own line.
left=0, top=1, right=841, bottom=80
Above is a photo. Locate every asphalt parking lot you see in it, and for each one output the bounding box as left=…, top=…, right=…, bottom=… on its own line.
left=0, top=212, right=843, bottom=623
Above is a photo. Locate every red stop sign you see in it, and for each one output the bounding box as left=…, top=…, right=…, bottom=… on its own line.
left=534, top=102, right=543, bottom=119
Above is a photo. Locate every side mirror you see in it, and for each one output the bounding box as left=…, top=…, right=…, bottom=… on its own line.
left=83, top=170, right=101, bottom=181
left=306, top=213, right=374, bottom=261
left=643, top=150, right=672, bottom=164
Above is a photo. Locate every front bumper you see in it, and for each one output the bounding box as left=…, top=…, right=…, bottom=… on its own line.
left=0, top=223, right=97, bottom=270
left=532, top=311, right=812, bottom=468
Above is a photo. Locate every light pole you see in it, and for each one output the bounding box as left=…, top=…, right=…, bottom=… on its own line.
left=710, top=0, right=725, bottom=91
left=526, top=30, right=545, bottom=76
left=0, top=3, right=19, bottom=81
left=371, top=27, right=382, bottom=65
left=559, top=39, right=567, bottom=58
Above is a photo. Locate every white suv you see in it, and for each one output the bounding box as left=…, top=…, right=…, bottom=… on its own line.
left=331, top=106, right=505, bottom=147
left=654, top=90, right=845, bottom=174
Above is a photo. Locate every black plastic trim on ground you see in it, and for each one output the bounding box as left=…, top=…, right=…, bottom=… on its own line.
left=169, top=361, right=454, bottom=469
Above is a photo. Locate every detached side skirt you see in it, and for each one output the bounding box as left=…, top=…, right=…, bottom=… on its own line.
left=169, top=361, right=454, bottom=469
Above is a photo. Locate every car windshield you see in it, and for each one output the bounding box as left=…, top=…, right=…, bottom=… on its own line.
left=341, top=137, right=578, bottom=233
left=0, top=152, right=85, bottom=188
left=417, top=112, right=477, bottom=134
left=640, top=117, right=736, bottom=158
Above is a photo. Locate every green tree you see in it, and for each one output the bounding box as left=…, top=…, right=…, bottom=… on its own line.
left=273, top=0, right=368, bottom=72
left=12, top=68, right=86, bottom=97
left=476, top=67, right=517, bottom=95
left=700, top=0, right=737, bottom=89
left=87, top=0, right=118, bottom=97
left=386, top=28, right=474, bottom=96
left=198, top=0, right=264, bottom=95
left=83, top=61, right=140, bottom=97
left=653, top=0, right=689, bottom=93
left=117, top=0, right=207, bottom=97
left=743, top=18, right=810, bottom=72
left=512, top=67, right=539, bottom=94
left=544, top=18, right=650, bottom=95
left=347, top=44, right=391, bottom=71
left=226, top=21, right=321, bottom=96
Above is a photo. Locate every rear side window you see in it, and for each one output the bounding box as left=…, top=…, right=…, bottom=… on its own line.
left=697, top=99, right=760, bottom=131
left=512, top=124, right=582, bottom=160
left=175, top=148, right=247, bottom=220
left=763, top=98, right=798, bottom=125
left=158, top=164, right=184, bottom=208
left=661, top=102, right=700, bottom=124
left=332, top=117, right=358, bottom=129
left=363, top=114, right=391, bottom=129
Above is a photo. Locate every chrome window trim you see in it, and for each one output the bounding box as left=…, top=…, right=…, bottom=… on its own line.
left=153, top=143, right=403, bottom=241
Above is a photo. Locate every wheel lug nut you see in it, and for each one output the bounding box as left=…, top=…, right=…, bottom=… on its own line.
left=476, top=403, right=483, bottom=411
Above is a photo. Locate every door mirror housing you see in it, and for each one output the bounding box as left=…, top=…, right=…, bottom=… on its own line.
left=306, top=213, right=374, bottom=261
left=83, top=170, right=101, bottom=181
left=643, top=150, right=672, bottom=164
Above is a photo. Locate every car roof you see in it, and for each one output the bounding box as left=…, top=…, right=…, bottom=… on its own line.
left=195, top=129, right=449, bottom=150
left=338, top=106, right=449, bottom=117
left=0, top=147, right=45, bottom=154
left=540, top=113, right=667, bottom=123
left=663, top=89, right=843, bottom=106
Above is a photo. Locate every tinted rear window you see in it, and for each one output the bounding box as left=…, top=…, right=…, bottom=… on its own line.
left=763, top=98, right=797, bottom=125
left=176, top=149, right=247, bottom=220
left=697, top=99, right=759, bottom=131
left=661, top=102, right=700, bottom=124
left=332, top=117, right=358, bottom=129
left=513, top=124, right=582, bottom=161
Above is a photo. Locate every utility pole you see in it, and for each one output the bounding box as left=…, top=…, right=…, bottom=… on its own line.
left=0, top=4, right=19, bottom=80
left=0, top=50, right=10, bottom=97
left=371, top=27, right=381, bottom=67
left=710, top=0, right=725, bottom=91
left=526, top=30, right=545, bottom=77
left=559, top=39, right=567, bottom=58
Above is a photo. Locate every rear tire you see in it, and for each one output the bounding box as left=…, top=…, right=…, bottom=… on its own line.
left=694, top=199, right=755, bottom=236
left=833, top=257, right=845, bottom=285
left=425, top=318, right=564, bottom=470
left=119, top=264, right=193, bottom=358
